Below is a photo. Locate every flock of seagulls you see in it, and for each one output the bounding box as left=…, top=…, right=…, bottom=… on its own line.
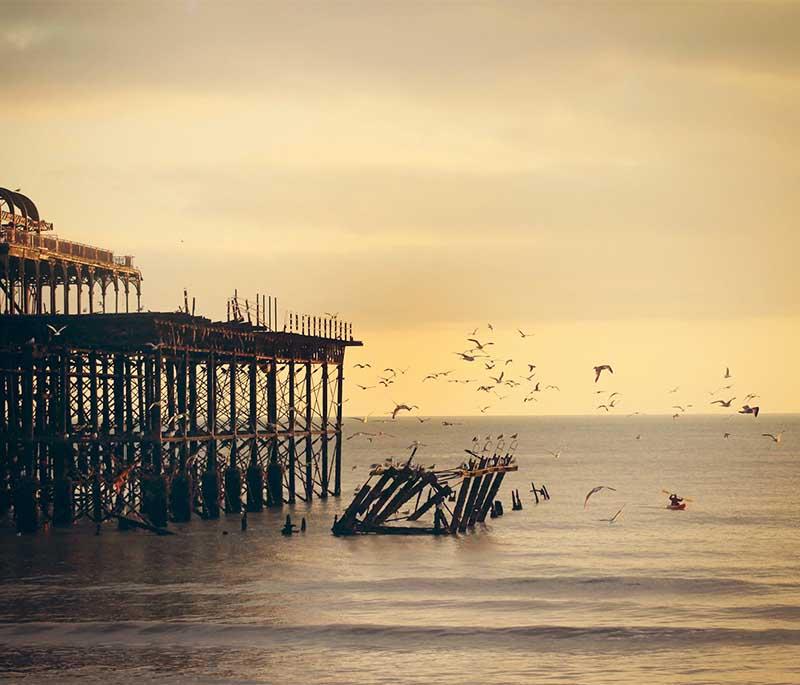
left=344, top=322, right=784, bottom=453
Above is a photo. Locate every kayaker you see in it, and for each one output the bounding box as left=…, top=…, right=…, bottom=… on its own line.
left=668, top=493, right=684, bottom=507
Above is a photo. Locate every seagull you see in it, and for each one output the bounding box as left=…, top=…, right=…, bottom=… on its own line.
left=724, top=366, right=731, bottom=379
left=145, top=342, right=163, bottom=350
left=383, top=368, right=398, bottom=377
left=147, top=401, right=161, bottom=411
left=584, top=485, right=617, bottom=508
left=422, top=374, right=439, bottom=382
left=356, top=384, right=375, bottom=390
left=762, top=432, right=782, bottom=443
left=487, top=323, right=494, bottom=332
left=347, top=431, right=376, bottom=441
left=352, top=413, right=373, bottom=424
left=391, top=403, right=418, bottom=419
left=593, top=365, right=613, bottom=383
left=710, top=398, right=736, bottom=408
left=477, top=385, right=494, bottom=393
left=46, top=324, right=67, bottom=337
left=672, top=405, right=687, bottom=413
left=442, top=421, right=461, bottom=426
left=479, top=405, right=491, bottom=413
left=739, top=405, right=760, bottom=418
left=416, top=417, right=429, bottom=423
left=603, top=504, right=625, bottom=524
left=489, top=372, right=504, bottom=384
left=545, top=385, right=560, bottom=391
left=527, top=364, right=537, bottom=372
left=518, top=329, right=534, bottom=338
left=597, top=404, right=610, bottom=412
left=743, top=393, right=759, bottom=403
left=353, top=363, right=371, bottom=369
left=484, top=361, right=495, bottom=370
left=325, top=312, right=339, bottom=319
left=608, top=392, right=621, bottom=400
left=467, top=338, right=493, bottom=351
left=547, top=449, right=561, bottom=459
left=723, top=432, right=731, bottom=439
left=668, top=386, right=680, bottom=394
left=455, top=352, right=482, bottom=362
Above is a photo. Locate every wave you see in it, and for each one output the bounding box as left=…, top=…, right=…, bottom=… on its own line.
left=1, top=621, right=799, bottom=651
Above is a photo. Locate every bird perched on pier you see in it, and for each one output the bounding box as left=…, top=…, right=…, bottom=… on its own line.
left=584, top=485, right=617, bottom=508
left=739, top=404, right=760, bottom=417
left=711, top=397, right=736, bottom=408
left=391, top=403, right=418, bottom=419
left=593, top=365, right=613, bottom=382
left=762, top=432, right=783, bottom=443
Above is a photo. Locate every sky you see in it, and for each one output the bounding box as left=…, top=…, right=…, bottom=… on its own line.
left=1, top=1, right=798, bottom=416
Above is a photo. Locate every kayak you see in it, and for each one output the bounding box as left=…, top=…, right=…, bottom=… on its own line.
left=667, top=503, right=687, bottom=510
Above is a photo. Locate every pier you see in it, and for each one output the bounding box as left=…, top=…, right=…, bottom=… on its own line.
left=0, top=188, right=361, bottom=533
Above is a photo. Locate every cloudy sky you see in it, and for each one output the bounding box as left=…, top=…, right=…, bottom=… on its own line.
left=2, top=1, right=798, bottom=415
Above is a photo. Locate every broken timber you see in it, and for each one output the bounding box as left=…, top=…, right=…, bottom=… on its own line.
left=332, top=453, right=517, bottom=536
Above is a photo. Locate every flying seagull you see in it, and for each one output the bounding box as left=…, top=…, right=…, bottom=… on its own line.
left=593, top=365, right=613, bottom=383
left=518, top=329, right=534, bottom=338
left=467, top=338, right=493, bottom=351
left=710, top=398, right=736, bottom=408
left=584, top=485, right=617, bottom=509
left=739, top=404, right=760, bottom=417
left=46, top=324, right=67, bottom=337
left=325, top=312, right=339, bottom=319
left=603, top=504, right=626, bottom=524
left=724, top=366, right=731, bottom=379
left=391, top=403, right=418, bottom=419
left=762, top=432, right=783, bottom=443
left=353, top=363, right=371, bottom=369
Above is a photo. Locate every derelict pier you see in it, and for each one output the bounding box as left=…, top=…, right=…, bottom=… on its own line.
left=0, top=188, right=361, bottom=533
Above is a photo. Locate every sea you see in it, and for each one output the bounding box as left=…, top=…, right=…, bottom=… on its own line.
left=1, top=415, right=798, bottom=685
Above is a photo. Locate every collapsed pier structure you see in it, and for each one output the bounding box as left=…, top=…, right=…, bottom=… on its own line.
left=0, top=188, right=361, bottom=533
left=333, top=453, right=517, bottom=535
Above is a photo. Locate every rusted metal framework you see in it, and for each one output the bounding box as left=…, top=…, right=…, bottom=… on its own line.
left=333, top=453, right=517, bottom=536
left=0, top=189, right=361, bottom=533
left=1, top=187, right=142, bottom=315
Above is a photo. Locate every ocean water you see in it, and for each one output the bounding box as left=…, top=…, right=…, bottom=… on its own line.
left=1, top=415, right=798, bottom=684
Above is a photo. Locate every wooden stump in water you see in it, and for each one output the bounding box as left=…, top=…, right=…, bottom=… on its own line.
left=52, top=478, right=74, bottom=527
left=13, top=476, right=38, bottom=534
left=201, top=469, right=220, bottom=519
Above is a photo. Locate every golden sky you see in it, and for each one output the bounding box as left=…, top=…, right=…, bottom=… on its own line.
left=2, top=1, right=798, bottom=415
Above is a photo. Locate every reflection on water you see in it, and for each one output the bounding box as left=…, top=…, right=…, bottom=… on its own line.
left=1, top=416, right=799, bottom=684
